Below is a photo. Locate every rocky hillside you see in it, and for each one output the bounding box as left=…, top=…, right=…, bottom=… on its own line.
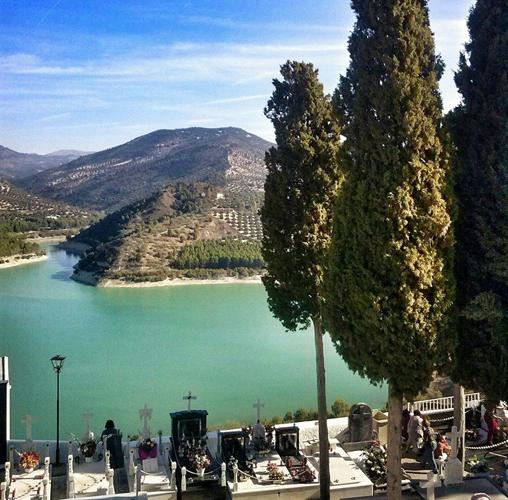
left=0, top=180, right=97, bottom=235
left=0, top=145, right=90, bottom=180
left=67, top=183, right=264, bottom=285
left=21, top=127, right=271, bottom=212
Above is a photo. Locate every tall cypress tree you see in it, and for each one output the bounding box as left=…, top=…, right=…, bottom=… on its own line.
left=451, top=0, right=508, bottom=402
left=261, top=61, right=341, bottom=499
left=324, top=1, right=454, bottom=497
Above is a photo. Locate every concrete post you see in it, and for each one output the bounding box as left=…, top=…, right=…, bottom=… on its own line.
left=181, top=466, right=187, bottom=492
left=42, top=478, right=49, bottom=500
left=170, top=461, right=176, bottom=490
left=233, top=463, right=238, bottom=492
left=221, top=462, right=226, bottom=487
left=67, top=455, right=75, bottom=498
left=107, top=468, right=115, bottom=495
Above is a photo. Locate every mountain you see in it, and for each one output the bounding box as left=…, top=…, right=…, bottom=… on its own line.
left=45, top=149, right=93, bottom=158
left=0, top=180, right=97, bottom=235
left=20, top=127, right=271, bottom=212
left=0, top=145, right=90, bottom=180
left=67, top=183, right=263, bottom=286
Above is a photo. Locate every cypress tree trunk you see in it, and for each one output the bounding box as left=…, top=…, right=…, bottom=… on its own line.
left=453, top=384, right=465, bottom=465
left=387, top=385, right=402, bottom=500
left=313, top=316, right=330, bottom=499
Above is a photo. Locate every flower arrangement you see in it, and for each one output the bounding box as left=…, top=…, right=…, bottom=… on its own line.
left=138, top=437, right=158, bottom=460
left=80, top=439, right=97, bottom=458
left=192, top=450, right=211, bottom=471
left=362, top=441, right=387, bottom=485
left=139, top=438, right=156, bottom=453
left=266, top=461, right=285, bottom=481
left=19, top=451, right=40, bottom=471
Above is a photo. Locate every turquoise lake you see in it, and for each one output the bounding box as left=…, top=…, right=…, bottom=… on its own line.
left=0, top=244, right=386, bottom=440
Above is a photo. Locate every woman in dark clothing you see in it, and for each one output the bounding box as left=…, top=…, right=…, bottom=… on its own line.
left=101, top=420, right=118, bottom=440
left=101, top=420, right=124, bottom=468
left=402, top=409, right=411, bottom=441
left=421, top=418, right=438, bottom=474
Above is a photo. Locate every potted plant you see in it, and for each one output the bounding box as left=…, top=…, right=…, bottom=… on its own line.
left=138, top=437, right=157, bottom=460
left=192, top=450, right=210, bottom=478
left=80, top=435, right=97, bottom=463
left=362, top=441, right=387, bottom=486
left=19, top=451, right=40, bottom=473
left=267, top=461, right=285, bottom=483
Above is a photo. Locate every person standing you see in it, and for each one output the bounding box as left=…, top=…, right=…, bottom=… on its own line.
left=421, top=417, right=437, bottom=474
left=408, top=410, right=423, bottom=451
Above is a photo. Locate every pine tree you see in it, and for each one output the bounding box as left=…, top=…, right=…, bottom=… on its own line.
left=450, top=0, right=508, bottom=402
left=324, top=2, right=454, bottom=497
left=261, top=61, right=342, bottom=499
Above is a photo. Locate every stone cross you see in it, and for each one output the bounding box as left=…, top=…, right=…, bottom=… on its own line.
left=21, top=414, right=34, bottom=442
left=447, top=425, right=461, bottom=460
left=421, top=471, right=435, bottom=500
left=444, top=425, right=464, bottom=486
left=139, top=403, right=153, bottom=439
left=253, top=399, right=264, bottom=421
left=183, top=391, right=196, bottom=411
left=82, top=410, right=93, bottom=438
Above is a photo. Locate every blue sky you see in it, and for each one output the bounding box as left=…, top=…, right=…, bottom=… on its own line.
left=1, top=0, right=474, bottom=154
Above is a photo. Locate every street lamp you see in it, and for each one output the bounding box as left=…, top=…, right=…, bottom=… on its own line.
left=50, top=355, right=65, bottom=465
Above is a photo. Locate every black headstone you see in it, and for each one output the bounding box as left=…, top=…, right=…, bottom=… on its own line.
left=349, top=403, right=373, bottom=442
left=0, top=357, right=10, bottom=466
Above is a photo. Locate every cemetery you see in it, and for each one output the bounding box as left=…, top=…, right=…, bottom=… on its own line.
left=2, top=356, right=508, bottom=499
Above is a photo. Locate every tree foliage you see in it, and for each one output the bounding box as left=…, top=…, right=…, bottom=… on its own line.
left=261, top=61, right=342, bottom=331
left=449, top=0, right=508, bottom=401
left=173, top=240, right=263, bottom=269
left=261, top=60, right=342, bottom=499
left=331, top=397, right=351, bottom=418
left=324, top=0, right=454, bottom=399
left=0, top=228, right=41, bottom=258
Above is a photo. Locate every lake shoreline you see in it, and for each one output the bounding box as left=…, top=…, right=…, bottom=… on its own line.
left=26, top=235, right=68, bottom=243
left=0, top=254, right=48, bottom=269
left=100, top=276, right=263, bottom=287
left=71, top=269, right=263, bottom=287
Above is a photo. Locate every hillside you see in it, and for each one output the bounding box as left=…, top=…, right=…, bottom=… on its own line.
left=0, top=145, right=90, bottom=180
left=20, top=127, right=271, bottom=212
left=0, top=180, right=97, bottom=235
left=66, top=182, right=264, bottom=285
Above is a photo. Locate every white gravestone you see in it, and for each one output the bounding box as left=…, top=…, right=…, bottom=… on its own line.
left=21, top=414, right=34, bottom=443
left=444, top=425, right=464, bottom=486
left=253, top=398, right=265, bottom=421
left=139, top=404, right=153, bottom=440
left=82, top=410, right=93, bottom=440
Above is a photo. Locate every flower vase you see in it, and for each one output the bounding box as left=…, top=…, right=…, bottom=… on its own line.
left=85, top=456, right=93, bottom=463
left=24, top=467, right=34, bottom=474
left=197, top=467, right=205, bottom=479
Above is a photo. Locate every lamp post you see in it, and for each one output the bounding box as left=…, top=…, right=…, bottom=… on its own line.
left=50, top=355, right=65, bottom=465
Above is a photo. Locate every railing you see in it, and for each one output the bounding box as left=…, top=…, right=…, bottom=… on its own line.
left=408, top=392, right=482, bottom=414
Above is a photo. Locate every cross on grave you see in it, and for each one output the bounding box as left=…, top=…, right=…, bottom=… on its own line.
left=21, top=414, right=35, bottom=442
left=420, top=471, right=435, bottom=500
left=183, top=391, right=196, bottom=411
left=82, top=410, right=93, bottom=439
left=444, top=425, right=464, bottom=486
left=447, top=425, right=460, bottom=460
left=253, top=398, right=264, bottom=421
left=139, top=403, right=153, bottom=439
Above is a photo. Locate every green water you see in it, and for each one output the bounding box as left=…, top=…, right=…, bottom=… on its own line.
left=0, top=244, right=386, bottom=440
